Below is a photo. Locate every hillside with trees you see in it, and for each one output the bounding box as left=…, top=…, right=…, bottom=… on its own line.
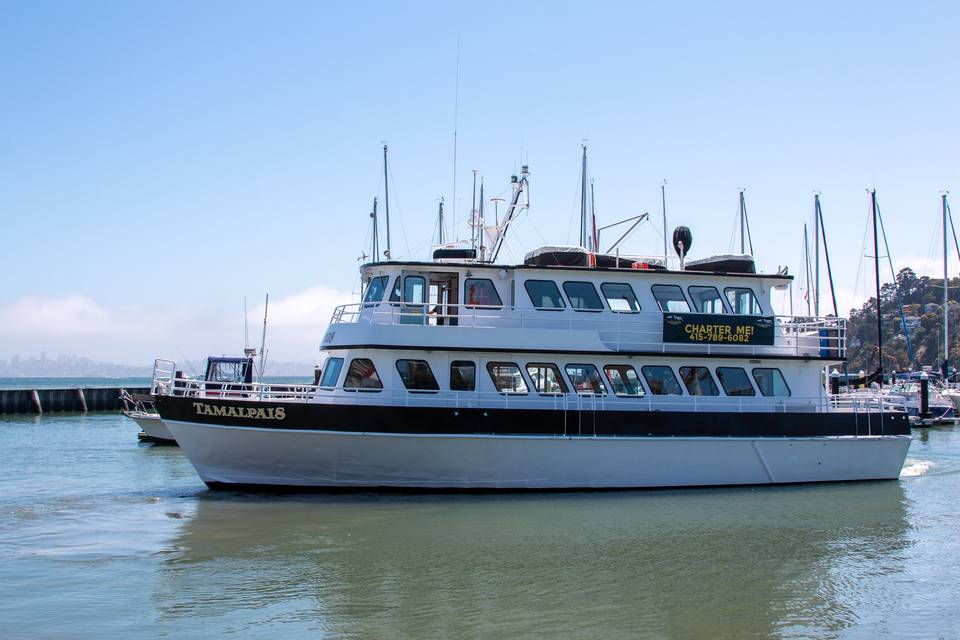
left=844, top=267, right=960, bottom=373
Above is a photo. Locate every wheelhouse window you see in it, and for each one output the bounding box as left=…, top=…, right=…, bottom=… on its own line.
left=651, top=285, right=691, bottom=313
left=524, top=280, right=565, bottom=310
left=318, top=358, right=344, bottom=388
left=753, top=368, right=791, bottom=397
left=678, top=366, right=720, bottom=396
left=487, top=362, right=528, bottom=393
left=716, top=367, right=756, bottom=396
left=395, top=359, right=439, bottom=392
left=362, top=276, right=389, bottom=305
left=450, top=360, right=476, bottom=391
left=404, top=276, right=426, bottom=303
left=604, top=365, right=645, bottom=397
left=641, top=365, right=684, bottom=395
left=688, top=286, right=727, bottom=314
left=464, top=278, right=503, bottom=308
left=526, top=363, right=568, bottom=395
left=725, top=287, right=763, bottom=315
left=601, top=283, right=640, bottom=313
left=344, top=358, right=383, bottom=391
left=565, top=364, right=607, bottom=395
left=562, top=281, right=604, bottom=311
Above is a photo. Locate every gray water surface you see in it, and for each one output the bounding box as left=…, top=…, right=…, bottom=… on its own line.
left=0, top=414, right=957, bottom=639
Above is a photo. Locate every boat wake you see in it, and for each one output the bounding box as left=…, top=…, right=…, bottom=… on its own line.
left=900, top=459, right=934, bottom=477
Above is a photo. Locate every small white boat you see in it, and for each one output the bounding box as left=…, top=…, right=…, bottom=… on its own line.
left=120, top=390, right=176, bottom=444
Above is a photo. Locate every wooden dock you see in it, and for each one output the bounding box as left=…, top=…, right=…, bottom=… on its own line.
left=0, top=387, right=150, bottom=414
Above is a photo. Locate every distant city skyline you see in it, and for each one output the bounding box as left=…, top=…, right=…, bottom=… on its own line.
left=2, top=1, right=958, bottom=363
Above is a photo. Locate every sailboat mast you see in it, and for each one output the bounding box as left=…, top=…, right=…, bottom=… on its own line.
left=944, top=193, right=950, bottom=370
left=803, top=223, right=813, bottom=316
left=478, top=180, right=485, bottom=262
left=580, top=145, right=588, bottom=249
left=740, top=191, right=746, bottom=255
left=872, top=190, right=883, bottom=380
left=383, top=145, right=391, bottom=259
left=438, top=199, right=445, bottom=246
left=590, top=180, right=598, bottom=252
left=814, top=194, right=821, bottom=317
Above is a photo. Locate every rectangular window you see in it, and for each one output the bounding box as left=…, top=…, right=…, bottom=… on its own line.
left=725, top=287, right=762, bottom=315
left=565, top=364, right=607, bottom=395
left=524, top=280, right=565, bottom=310
left=562, top=281, right=604, bottom=311
left=344, top=358, right=383, bottom=391
left=651, top=285, right=691, bottom=313
left=526, top=363, right=569, bottom=395
left=641, top=365, right=684, bottom=395
left=716, top=367, right=756, bottom=396
left=487, top=362, right=528, bottom=393
left=688, top=286, right=727, bottom=314
left=464, top=278, right=503, bottom=308
left=753, top=368, right=791, bottom=397
left=450, top=360, right=476, bottom=391
left=403, top=276, right=426, bottom=303
left=604, top=365, right=645, bottom=397
left=396, top=359, right=439, bottom=391
left=601, top=283, right=640, bottom=313
left=678, top=366, right=720, bottom=396
left=319, top=358, right=344, bottom=388
left=362, top=276, right=389, bottom=305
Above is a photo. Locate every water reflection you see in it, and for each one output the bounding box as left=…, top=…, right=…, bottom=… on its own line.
left=157, top=482, right=909, bottom=639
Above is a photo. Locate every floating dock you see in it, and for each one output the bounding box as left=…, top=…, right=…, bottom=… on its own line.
left=0, top=387, right=149, bottom=415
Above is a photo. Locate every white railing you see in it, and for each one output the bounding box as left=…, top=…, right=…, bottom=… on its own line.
left=156, top=374, right=895, bottom=418
left=327, top=303, right=846, bottom=359
left=150, top=359, right=177, bottom=395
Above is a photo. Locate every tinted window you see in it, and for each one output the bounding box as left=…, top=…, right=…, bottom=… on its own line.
left=450, top=361, right=476, bottom=391
left=563, top=281, right=604, bottom=311
left=487, top=362, right=528, bottom=393
left=344, top=358, right=383, bottom=390
left=604, top=365, right=645, bottom=396
left=651, top=285, right=691, bottom=313
left=319, top=358, right=343, bottom=388
left=526, top=363, right=568, bottom=394
left=396, top=359, right=439, bottom=391
left=716, top=367, right=756, bottom=396
left=565, top=364, right=607, bottom=394
left=601, top=283, right=640, bottom=312
left=641, top=366, right=684, bottom=395
left=688, top=286, right=727, bottom=314
left=678, top=366, right=720, bottom=396
left=403, top=276, right=426, bottom=303
left=725, top=287, right=763, bottom=315
left=362, top=276, right=389, bottom=304
left=524, top=280, right=565, bottom=309
left=753, top=368, right=791, bottom=397
left=464, top=278, right=503, bottom=308
left=389, top=276, right=402, bottom=302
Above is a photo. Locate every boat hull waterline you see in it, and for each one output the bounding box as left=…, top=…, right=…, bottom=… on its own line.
left=131, top=414, right=177, bottom=444
left=164, top=420, right=911, bottom=490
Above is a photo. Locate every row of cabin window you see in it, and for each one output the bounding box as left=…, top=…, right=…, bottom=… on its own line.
left=362, top=275, right=763, bottom=315
left=319, top=357, right=790, bottom=397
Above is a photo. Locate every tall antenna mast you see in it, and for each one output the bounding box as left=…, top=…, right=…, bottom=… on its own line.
left=258, top=293, right=269, bottom=381
left=737, top=189, right=754, bottom=255
left=478, top=178, right=485, bottom=262
left=580, top=144, right=588, bottom=249
left=382, top=144, right=391, bottom=260
left=590, top=180, right=598, bottom=253
left=438, top=199, right=445, bottom=245
left=370, top=197, right=379, bottom=260
left=470, top=170, right=478, bottom=253
left=813, top=194, right=821, bottom=316
left=803, top=223, right=813, bottom=316
left=661, top=180, right=668, bottom=264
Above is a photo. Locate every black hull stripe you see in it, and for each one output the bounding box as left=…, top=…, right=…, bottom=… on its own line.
left=320, top=343, right=843, bottom=362
left=158, top=396, right=909, bottom=438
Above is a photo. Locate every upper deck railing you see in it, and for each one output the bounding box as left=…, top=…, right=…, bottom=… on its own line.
left=328, top=303, right=846, bottom=359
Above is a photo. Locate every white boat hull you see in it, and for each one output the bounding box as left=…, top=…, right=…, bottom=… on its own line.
left=166, top=421, right=911, bottom=489
left=130, top=414, right=177, bottom=444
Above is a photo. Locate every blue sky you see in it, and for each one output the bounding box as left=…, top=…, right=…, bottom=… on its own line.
left=1, top=1, right=958, bottom=363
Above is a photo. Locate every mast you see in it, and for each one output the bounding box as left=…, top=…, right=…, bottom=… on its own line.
left=813, top=194, right=821, bottom=316
left=944, top=193, right=950, bottom=371
left=872, top=189, right=882, bottom=380
left=590, top=180, right=598, bottom=253
left=470, top=170, right=477, bottom=253
left=740, top=191, right=746, bottom=255
left=383, top=145, right=391, bottom=260
left=478, top=179, right=485, bottom=262
left=815, top=194, right=839, bottom=317
left=661, top=181, right=668, bottom=264
left=370, top=197, right=379, bottom=261
left=438, top=199, right=445, bottom=246
left=738, top=190, right=754, bottom=255
left=580, top=145, right=588, bottom=249
left=258, top=293, right=269, bottom=381
left=803, top=223, right=813, bottom=316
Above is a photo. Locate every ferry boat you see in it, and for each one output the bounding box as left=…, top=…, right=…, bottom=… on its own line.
left=154, top=262, right=910, bottom=486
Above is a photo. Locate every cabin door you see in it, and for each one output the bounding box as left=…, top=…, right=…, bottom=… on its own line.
left=428, top=272, right=459, bottom=326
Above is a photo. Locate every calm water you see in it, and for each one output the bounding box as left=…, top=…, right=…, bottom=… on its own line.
left=1, top=415, right=958, bottom=639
